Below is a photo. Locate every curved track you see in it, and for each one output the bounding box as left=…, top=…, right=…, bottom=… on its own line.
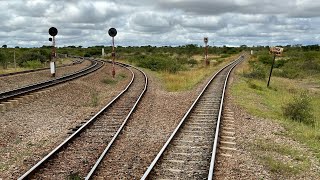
left=18, top=63, right=148, bottom=179
left=141, top=55, right=244, bottom=180
left=0, top=58, right=102, bottom=103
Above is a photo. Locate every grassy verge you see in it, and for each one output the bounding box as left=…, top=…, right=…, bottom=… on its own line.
left=250, top=139, right=310, bottom=175
left=231, top=60, right=320, bottom=162
left=0, top=67, right=32, bottom=74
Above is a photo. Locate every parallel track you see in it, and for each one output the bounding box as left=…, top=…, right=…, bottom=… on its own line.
left=141, top=55, right=244, bottom=180
left=0, top=58, right=102, bottom=103
left=18, top=63, right=148, bottom=179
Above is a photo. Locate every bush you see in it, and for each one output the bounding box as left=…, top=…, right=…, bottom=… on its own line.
left=128, top=54, right=184, bottom=73
left=187, top=58, right=198, bottom=66
left=220, top=54, right=229, bottom=58
left=0, top=51, right=7, bottom=69
left=18, top=51, right=47, bottom=66
left=282, top=92, right=314, bottom=126
left=274, top=59, right=286, bottom=68
left=21, top=60, right=43, bottom=69
left=243, top=61, right=267, bottom=79
left=258, top=54, right=273, bottom=65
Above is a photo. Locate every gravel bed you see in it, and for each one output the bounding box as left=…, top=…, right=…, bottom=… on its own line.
left=0, top=60, right=91, bottom=93
left=0, top=63, right=131, bottom=179
left=214, top=67, right=320, bottom=179
left=91, top=70, right=199, bottom=179
left=85, top=58, right=239, bottom=179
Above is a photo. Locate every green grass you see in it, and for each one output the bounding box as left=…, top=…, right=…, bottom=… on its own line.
left=68, top=172, right=81, bottom=180
left=251, top=139, right=310, bottom=175
left=101, top=78, right=117, bottom=85
left=0, top=67, right=32, bottom=74
left=101, top=73, right=127, bottom=85
left=231, top=60, right=320, bottom=162
left=90, top=92, right=99, bottom=107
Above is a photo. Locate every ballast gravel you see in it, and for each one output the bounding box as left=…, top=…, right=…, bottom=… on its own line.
left=0, top=63, right=131, bottom=179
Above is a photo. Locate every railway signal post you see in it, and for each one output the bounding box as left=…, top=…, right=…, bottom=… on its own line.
left=204, top=37, right=209, bottom=66
left=267, top=46, right=283, bottom=87
left=108, top=28, right=117, bottom=78
left=48, top=27, right=58, bottom=77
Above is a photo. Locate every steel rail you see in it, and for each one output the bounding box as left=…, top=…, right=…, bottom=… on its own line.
left=0, top=59, right=102, bottom=102
left=141, top=55, right=244, bottom=180
left=207, top=55, right=244, bottom=179
left=85, top=64, right=148, bottom=179
left=18, top=62, right=145, bottom=179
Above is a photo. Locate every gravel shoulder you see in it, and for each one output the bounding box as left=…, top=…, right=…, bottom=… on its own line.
left=0, top=63, right=131, bottom=179
left=214, top=62, right=320, bottom=180
left=0, top=60, right=91, bottom=93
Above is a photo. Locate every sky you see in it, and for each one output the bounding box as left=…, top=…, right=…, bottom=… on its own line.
left=1, top=0, right=320, bottom=47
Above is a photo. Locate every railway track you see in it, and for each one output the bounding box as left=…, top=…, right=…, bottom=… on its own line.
left=18, top=63, right=148, bottom=179
left=0, top=58, right=102, bottom=103
left=141, top=55, right=244, bottom=180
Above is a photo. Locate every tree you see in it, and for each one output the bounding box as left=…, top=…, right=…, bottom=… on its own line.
left=0, top=51, right=7, bottom=69
left=2, top=44, right=7, bottom=48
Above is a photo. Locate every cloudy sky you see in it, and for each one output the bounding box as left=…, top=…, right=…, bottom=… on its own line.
left=1, top=0, right=320, bottom=47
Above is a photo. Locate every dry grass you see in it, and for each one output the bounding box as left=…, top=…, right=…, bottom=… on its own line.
left=0, top=67, right=31, bottom=74
left=156, top=54, right=239, bottom=91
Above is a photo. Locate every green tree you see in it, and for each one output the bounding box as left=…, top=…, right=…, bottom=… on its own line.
left=0, top=51, right=7, bottom=69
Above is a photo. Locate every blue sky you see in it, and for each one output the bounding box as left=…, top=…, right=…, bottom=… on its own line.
left=1, top=0, right=320, bottom=47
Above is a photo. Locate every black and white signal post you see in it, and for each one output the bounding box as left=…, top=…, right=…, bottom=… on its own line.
left=204, top=37, right=209, bottom=66
left=108, top=28, right=117, bottom=78
left=49, top=27, right=58, bottom=77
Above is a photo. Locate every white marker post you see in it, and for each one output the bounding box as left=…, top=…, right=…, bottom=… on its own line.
left=102, top=48, right=105, bottom=57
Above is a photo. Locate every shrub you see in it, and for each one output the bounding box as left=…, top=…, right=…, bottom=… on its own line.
left=21, top=60, right=43, bottom=69
left=187, top=58, right=198, bottom=67
left=282, top=92, right=315, bottom=126
left=247, top=81, right=263, bottom=91
left=220, top=54, right=229, bottom=58
left=129, top=54, right=184, bottom=73
left=243, top=61, right=267, bottom=79
left=274, top=59, right=286, bottom=68
left=258, top=54, right=273, bottom=65
left=0, top=51, right=7, bottom=69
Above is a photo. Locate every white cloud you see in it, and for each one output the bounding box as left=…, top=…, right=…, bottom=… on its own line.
left=1, top=0, right=320, bottom=47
